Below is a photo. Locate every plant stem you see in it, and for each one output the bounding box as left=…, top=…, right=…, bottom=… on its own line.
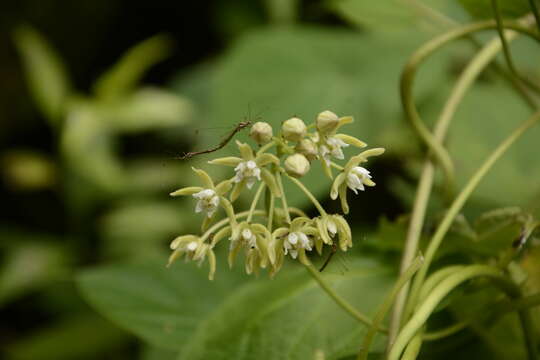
left=304, top=263, right=386, bottom=332
left=201, top=209, right=266, bottom=242
left=406, top=110, right=540, bottom=320
left=357, top=255, right=423, bottom=360
left=247, top=182, right=266, bottom=222
left=275, top=171, right=291, bottom=223
left=389, top=265, right=534, bottom=360
left=401, top=333, right=423, bottom=360
left=267, top=193, right=275, bottom=231
left=285, top=174, right=327, bottom=216
left=529, top=0, right=540, bottom=34
left=389, top=27, right=527, bottom=345
left=491, top=0, right=540, bottom=93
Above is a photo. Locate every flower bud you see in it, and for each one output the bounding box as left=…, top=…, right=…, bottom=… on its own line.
left=282, top=117, right=307, bottom=142
left=295, top=139, right=318, bottom=161
left=284, top=153, right=310, bottom=178
left=316, top=110, right=339, bottom=134
left=249, top=121, right=273, bottom=144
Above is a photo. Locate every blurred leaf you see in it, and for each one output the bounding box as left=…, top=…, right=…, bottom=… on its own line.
left=140, top=346, right=177, bottom=360
left=0, top=236, right=69, bottom=305
left=100, top=88, right=194, bottom=133
left=13, top=25, right=71, bottom=124
left=263, top=0, right=299, bottom=24
left=61, top=102, right=125, bottom=192
left=78, top=257, right=392, bottom=359
left=1, top=150, right=57, bottom=191
left=5, top=314, right=130, bottom=360
left=457, top=0, right=533, bottom=18
left=447, top=81, right=540, bottom=207
left=330, top=0, right=464, bottom=33
left=210, top=27, right=452, bottom=206
left=94, top=34, right=172, bottom=100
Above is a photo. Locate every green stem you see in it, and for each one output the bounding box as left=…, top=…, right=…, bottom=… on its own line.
left=401, top=333, right=423, bottom=360
left=275, top=171, right=291, bottom=223
left=406, top=110, right=540, bottom=319
left=389, top=28, right=527, bottom=345
left=256, top=139, right=277, bottom=156
left=330, top=162, right=344, bottom=171
left=357, top=255, right=423, bottom=360
left=400, top=20, right=539, bottom=195
left=285, top=174, right=327, bottom=216
left=529, top=0, right=540, bottom=35
left=304, top=263, right=386, bottom=331
left=267, top=193, right=275, bottom=232
left=389, top=265, right=533, bottom=360
left=491, top=0, right=540, bottom=93
left=422, top=322, right=467, bottom=341
left=201, top=209, right=266, bottom=242
left=247, top=182, right=266, bottom=222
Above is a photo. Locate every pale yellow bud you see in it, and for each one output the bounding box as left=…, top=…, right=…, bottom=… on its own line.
left=284, top=153, right=310, bottom=178
left=316, top=110, right=339, bottom=134
left=295, top=139, right=318, bottom=161
left=249, top=121, right=273, bottom=144
left=282, top=117, right=307, bottom=142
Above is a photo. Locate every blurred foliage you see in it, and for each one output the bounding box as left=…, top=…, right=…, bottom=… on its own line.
left=2, top=0, right=540, bottom=359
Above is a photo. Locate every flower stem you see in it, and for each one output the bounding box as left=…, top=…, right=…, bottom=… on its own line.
left=330, top=162, right=344, bottom=171
left=304, top=263, right=386, bottom=332
left=247, top=182, right=266, bottom=222
left=267, top=193, right=275, bottom=232
left=201, top=209, right=266, bottom=242
left=285, top=174, right=327, bottom=216
left=256, top=139, right=277, bottom=156
left=358, top=255, right=423, bottom=360
left=275, top=171, right=291, bottom=223
left=529, top=0, right=540, bottom=36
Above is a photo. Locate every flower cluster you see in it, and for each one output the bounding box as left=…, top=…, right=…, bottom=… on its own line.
left=169, top=110, right=384, bottom=279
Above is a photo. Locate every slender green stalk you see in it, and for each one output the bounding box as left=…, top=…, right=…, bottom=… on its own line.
left=275, top=171, right=291, bottom=223
left=201, top=209, right=266, bottom=242
left=256, top=139, right=277, bottom=156
left=422, top=322, right=467, bottom=341
left=400, top=20, right=539, bottom=194
left=529, top=0, right=540, bottom=34
left=491, top=0, right=540, bottom=93
left=285, top=174, right=327, bottom=216
left=401, top=333, right=423, bottom=360
left=267, top=193, right=275, bottom=231
left=406, top=110, right=540, bottom=318
left=247, top=182, right=266, bottom=222
left=389, top=265, right=533, bottom=360
left=304, top=263, right=386, bottom=332
left=389, top=28, right=525, bottom=345
left=357, top=255, right=423, bottom=360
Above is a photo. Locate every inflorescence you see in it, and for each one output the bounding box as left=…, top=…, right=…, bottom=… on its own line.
left=168, top=110, right=384, bottom=279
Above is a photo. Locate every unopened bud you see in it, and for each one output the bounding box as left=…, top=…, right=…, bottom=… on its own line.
left=284, top=153, right=310, bottom=178
left=282, top=117, right=306, bottom=142
left=249, top=121, right=273, bottom=144
left=295, top=139, right=318, bottom=161
left=316, top=110, right=339, bottom=134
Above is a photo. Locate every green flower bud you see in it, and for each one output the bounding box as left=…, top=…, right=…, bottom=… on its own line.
left=295, top=139, right=318, bottom=161
left=316, top=110, right=339, bottom=134
left=284, top=153, right=310, bottom=178
left=282, top=117, right=307, bottom=142
left=249, top=121, right=273, bottom=144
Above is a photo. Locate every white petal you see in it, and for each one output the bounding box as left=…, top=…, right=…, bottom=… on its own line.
left=195, top=200, right=204, bottom=213
left=186, top=241, right=198, bottom=251
left=288, top=232, right=298, bottom=245
left=247, top=160, right=257, bottom=169
left=327, top=220, right=337, bottom=236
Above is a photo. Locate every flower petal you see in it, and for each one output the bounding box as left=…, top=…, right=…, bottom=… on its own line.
left=230, top=179, right=245, bottom=202
left=334, top=134, right=367, bottom=148
left=215, top=179, right=233, bottom=195
left=330, top=172, right=345, bottom=200
left=191, top=167, right=214, bottom=188
left=236, top=140, right=254, bottom=160
left=208, top=156, right=243, bottom=166
left=170, top=186, right=204, bottom=196
left=338, top=182, right=349, bottom=214
left=256, top=153, right=280, bottom=167
left=210, top=226, right=231, bottom=247
left=207, top=250, right=216, bottom=280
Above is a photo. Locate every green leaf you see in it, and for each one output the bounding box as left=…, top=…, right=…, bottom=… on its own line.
left=140, top=346, right=177, bottom=360
left=94, top=34, right=172, bottom=100
left=13, top=25, right=71, bottom=124
left=210, top=26, right=451, bottom=207
left=77, top=257, right=393, bottom=359
left=330, top=0, right=465, bottom=33
left=99, top=88, right=194, bottom=133
left=457, top=0, right=533, bottom=18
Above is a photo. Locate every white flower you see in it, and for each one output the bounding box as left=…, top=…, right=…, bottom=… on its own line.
left=233, top=160, right=261, bottom=189
left=283, top=231, right=312, bottom=259
left=326, top=219, right=337, bottom=237
left=241, top=228, right=258, bottom=249
left=192, top=189, right=220, bottom=217
left=319, top=136, right=349, bottom=164
left=347, top=166, right=372, bottom=194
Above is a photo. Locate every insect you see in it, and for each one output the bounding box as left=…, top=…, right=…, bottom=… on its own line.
left=319, top=244, right=350, bottom=274
left=319, top=244, right=338, bottom=272
left=175, top=120, right=252, bottom=160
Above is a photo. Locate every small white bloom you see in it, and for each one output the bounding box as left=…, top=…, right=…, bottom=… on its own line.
left=192, top=189, right=220, bottom=217
left=241, top=228, right=258, bottom=249
left=326, top=219, right=337, bottom=237
left=320, top=136, right=349, bottom=164
left=347, top=166, right=372, bottom=194
left=283, top=231, right=312, bottom=259
left=186, top=241, right=199, bottom=251
left=234, top=160, right=261, bottom=189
